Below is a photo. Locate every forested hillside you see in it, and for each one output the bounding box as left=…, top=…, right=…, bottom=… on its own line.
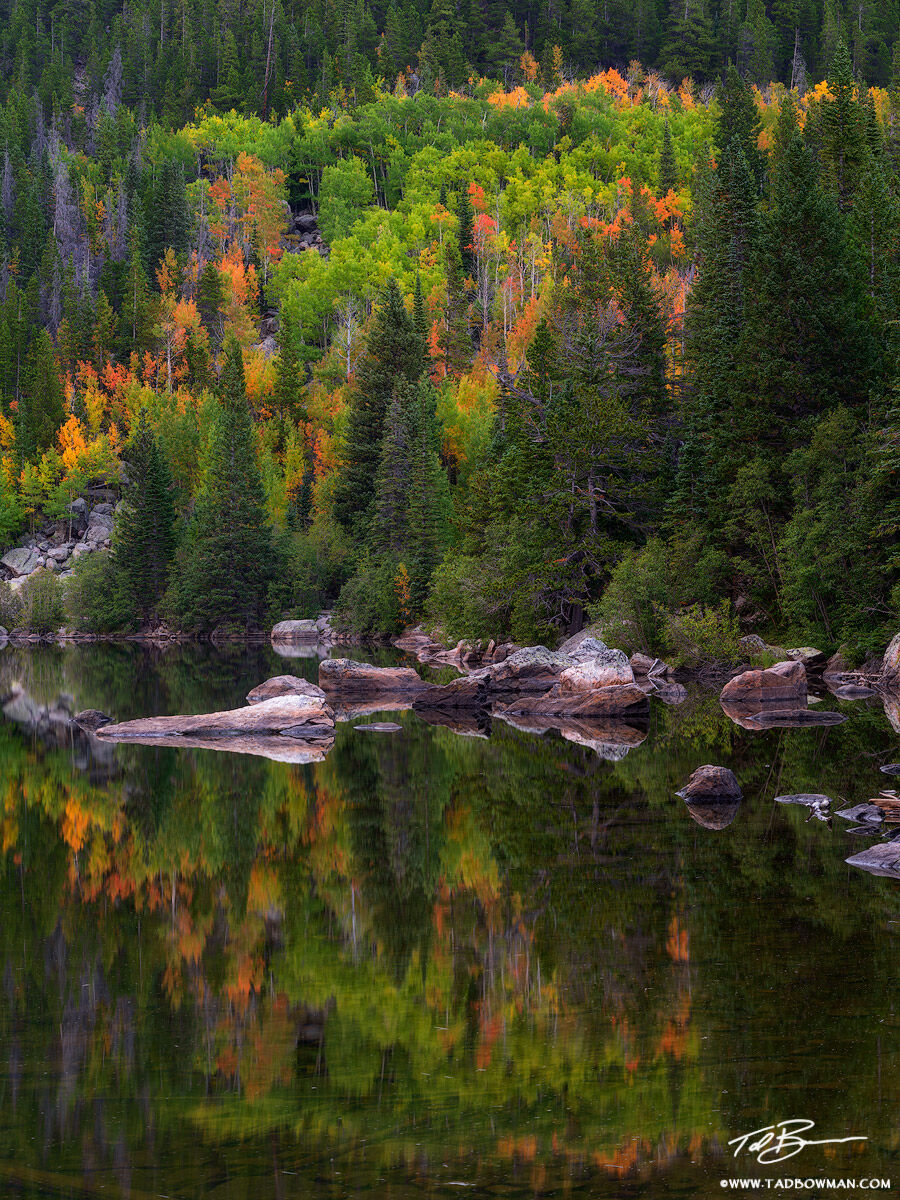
left=0, top=26, right=896, bottom=659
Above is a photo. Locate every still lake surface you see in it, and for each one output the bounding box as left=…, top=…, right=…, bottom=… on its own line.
left=0, top=643, right=897, bottom=1199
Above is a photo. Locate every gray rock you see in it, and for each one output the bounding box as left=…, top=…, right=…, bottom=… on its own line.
left=271, top=618, right=320, bottom=642
left=91, top=502, right=114, bottom=516
left=47, top=546, right=71, bottom=564
left=775, top=793, right=833, bottom=808
left=355, top=722, right=403, bottom=733
left=1, top=546, right=41, bottom=577
left=566, top=636, right=612, bottom=663
left=67, top=497, right=88, bottom=519
left=247, top=675, right=326, bottom=704
left=836, top=803, right=884, bottom=825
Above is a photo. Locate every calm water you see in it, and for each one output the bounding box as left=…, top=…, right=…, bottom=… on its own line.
left=0, top=644, right=897, bottom=1199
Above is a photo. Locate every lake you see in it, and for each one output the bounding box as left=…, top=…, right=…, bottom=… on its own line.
left=0, top=643, right=897, bottom=1198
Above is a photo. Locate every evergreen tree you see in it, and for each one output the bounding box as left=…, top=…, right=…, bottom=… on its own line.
left=114, top=409, right=177, bottom=619
left=169, top=338, right=277, bottom=630
left=332, top=278, right=425, bottom=540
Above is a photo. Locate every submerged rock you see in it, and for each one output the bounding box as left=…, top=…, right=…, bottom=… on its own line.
left=738, top=708, right=846, bottom=729
left=775, top=793, right=833, bottom=808
left=881, top=764, right=900, bottom=776
left=247, top=675, right=326, bottom=704
left=354, top=722, right=402, bottom=733
left=676, top=764, right=742, bottom=801
left=720, top=660, right=807, bottom=707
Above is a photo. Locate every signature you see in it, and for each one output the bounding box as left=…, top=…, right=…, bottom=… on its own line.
left=728, top=1120, right=868, bottom=1164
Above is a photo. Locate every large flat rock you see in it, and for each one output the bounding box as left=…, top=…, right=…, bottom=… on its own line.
left=96, top=694, right=335, bottom=742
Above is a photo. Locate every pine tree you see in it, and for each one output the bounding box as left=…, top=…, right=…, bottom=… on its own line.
left=170, top=338, right=277, bottom=630
left=821, top=39, right=867, bottom=210
left=114, top=409, right=176, bottom=618
left=332, top=278, right=425, bottom=540
left=716, top=64, right=765, bottom=191
left=407, top=378, right=451, bottom=607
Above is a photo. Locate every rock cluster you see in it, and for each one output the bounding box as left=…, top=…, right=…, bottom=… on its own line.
left=1, top=497, right=118, bottom=590
left=284, top=210, right=328, bottom=256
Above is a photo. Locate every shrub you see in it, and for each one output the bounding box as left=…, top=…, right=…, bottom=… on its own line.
left=17, top=569, right=65, bottom=634
left=64, top=551, right=136, bottom=633
left=0, top=580, right=22, bottom=629
left=589, top=539, right=671, bottom=653
left=334, top=551, right=405, bottom=637
left=663, top=600, right=742, bottom=668
left=425, top=553, right=501, bottom=644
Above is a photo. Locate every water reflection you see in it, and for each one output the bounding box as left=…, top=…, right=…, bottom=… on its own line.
left=0, top=644, right=898, bottom=1198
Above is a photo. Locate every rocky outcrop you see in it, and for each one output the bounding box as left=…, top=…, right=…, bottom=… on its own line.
left=0, top=497, right=121, bottom=587
left=247, top=675, right=326, bottom=704
left=882, top=632, right=900, bottom=681
left=785, top=646, right=827, bottom=670
left=97, top=694, right=335, bottom=744
left=720, top=660, right=807, bottom=707
left=318, top=658, right=433, bottom=702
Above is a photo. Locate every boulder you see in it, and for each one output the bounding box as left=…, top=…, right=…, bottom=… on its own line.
left=676, top=764, right=742, bottom=801
left=557, top=627, right=605, bottom=656
left=96, top=694, right=335, bottom=743
left=630, top=652, right=656, bottom=675
left=477, top=645, right=574, bottom=693
left=72, top=709, right=113, bottom=732
left=882, top=632, right=900, bottom=680
left=1, top=546, right=40, bottom=577
left=786, top=646, right=827, bottom=670
left=566, top=636, right=611, bottom=663
left=498, top=682, right=650, bottom=719
left=318, top=658, right=433, bottom=701
left=67, top=498, right=88, bottom=521
left=775, top=793, right=833, bottom=809
left=412, top=673, right=490, bottom=711
left=47, top=545, right=71, bottom=564
left=720, top=660, right=807, bottom=707
left=91, top=502, right=114, bottom=516
left=247, top=675, right=326, bottom=705
left=271, top=619, right=320, bottom=642
left=558, top=649, right=633, bottom=693
left=845, top=842, right=900, bottom=880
